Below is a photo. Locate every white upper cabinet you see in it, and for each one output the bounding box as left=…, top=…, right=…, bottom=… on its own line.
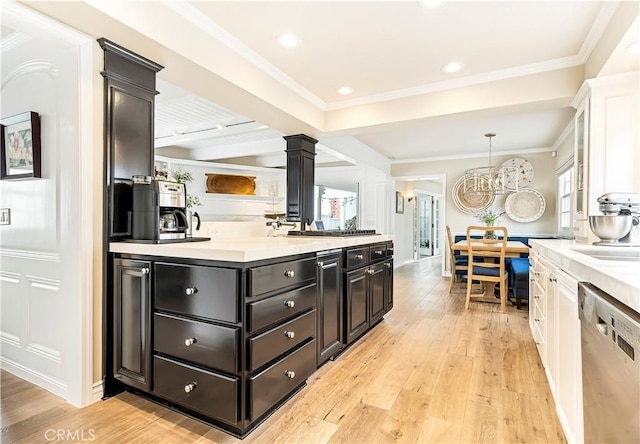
left=571, top=72, right=640, bottom=242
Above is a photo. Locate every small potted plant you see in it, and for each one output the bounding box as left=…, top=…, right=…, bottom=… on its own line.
left=476, top=208, right=505, bottom=239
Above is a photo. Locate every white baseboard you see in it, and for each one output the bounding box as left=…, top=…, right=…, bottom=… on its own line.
left=91, top=380, right=104, bottom=404
left=0, top=357, right=67, bottom=399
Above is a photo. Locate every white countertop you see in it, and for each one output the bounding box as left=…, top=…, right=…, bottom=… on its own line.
left=109, top=234, right=394, bottom=263
left=529, top=239, right=640, bottom=312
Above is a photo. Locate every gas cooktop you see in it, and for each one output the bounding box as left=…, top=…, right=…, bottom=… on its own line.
left=288, top=229, right=378, bottom=237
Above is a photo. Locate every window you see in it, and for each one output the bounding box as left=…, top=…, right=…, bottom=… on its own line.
left=557, top=164, right=574, bottom=237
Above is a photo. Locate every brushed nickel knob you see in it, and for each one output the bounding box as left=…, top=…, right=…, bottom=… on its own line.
left=355, top=254, right=364, bottom=260
left=285, top=331, right=295, bottom=339
left=317, top=261, right=324, bottom=267
left=184, top=337, right=197, bottom=346
left=284, top=300, right=295, bottom=308
left=285, top=370, right=296, bottom=379
left=185, top=287, right=197, bottom=295
left=184, top=382, right=197, bottom=393
left=141, top=268, right=150, bottom=274
left=385, top=263, right=391, bottom=268
left=367, top=269, right=375, bottom=275
left=374, top=250, right=383, bottom=255
left=284, top=270, right=295, bottom=278
left=549, top=277, right=557, bottom=282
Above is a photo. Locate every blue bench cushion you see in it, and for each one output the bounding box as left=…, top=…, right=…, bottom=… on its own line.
left=508, top=257, right=530, bottom=308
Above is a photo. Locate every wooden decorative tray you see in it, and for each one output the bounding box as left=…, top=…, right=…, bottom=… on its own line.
left=206, top=174, right=256, bottom=195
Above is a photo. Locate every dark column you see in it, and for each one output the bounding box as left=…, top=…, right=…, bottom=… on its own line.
left=284, top=134, right=317, bottom=230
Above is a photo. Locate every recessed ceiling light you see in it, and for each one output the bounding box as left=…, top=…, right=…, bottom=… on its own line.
left=625, top=41, right=640, bottom=54
left=417, top=0, right=445, bottom=7
left=338, top=87, right=353, bottom=95
left=278, top=33, right=298, bottom=48
left=441, top=62, right=463, bottom=73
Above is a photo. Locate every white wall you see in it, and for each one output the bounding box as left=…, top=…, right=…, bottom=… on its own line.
left=0, top=3, right=99, bottom=406
left=392, top=151, right=557, bottom=240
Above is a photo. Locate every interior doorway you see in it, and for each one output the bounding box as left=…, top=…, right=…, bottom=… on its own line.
left=413, top=191, right=441, bottom=260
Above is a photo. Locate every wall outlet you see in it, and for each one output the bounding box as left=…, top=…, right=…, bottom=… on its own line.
left=0, top=208, right=11, bottom=225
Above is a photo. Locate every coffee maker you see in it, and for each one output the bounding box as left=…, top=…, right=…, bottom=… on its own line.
left=132, top=176, right=189, bottom=242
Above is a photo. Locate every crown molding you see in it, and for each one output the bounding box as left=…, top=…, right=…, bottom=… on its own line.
left=390, top=146, right=555, bottom=165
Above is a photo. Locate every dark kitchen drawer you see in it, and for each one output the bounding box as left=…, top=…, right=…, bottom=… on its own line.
left=248, top=339, right=316, bottom=421
left=153, top=355, right=239, bottom=425
left=345, top=246, right=370, bottom=270
left=369, top=243, right=387, bottom=262
left=248, top=257, right=316, bottom=298
left=248, top=310, right=316, bottom=371
left=155, top=263, right=239, bottom=323
left=154, top=313, right=239, bottom=374
left=247, top=283, right=316, bottom=333
left=386, top=242, right=394, bottom=258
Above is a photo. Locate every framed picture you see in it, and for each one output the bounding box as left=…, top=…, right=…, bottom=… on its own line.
left=1, top=111, right=41, bottom=179
left=396, top=191, right=404, bottom=214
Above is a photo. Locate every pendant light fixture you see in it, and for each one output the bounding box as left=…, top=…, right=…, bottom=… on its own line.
left=463, top=133, right=518, bottom=196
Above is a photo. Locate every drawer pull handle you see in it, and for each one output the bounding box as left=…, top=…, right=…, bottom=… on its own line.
left=374, top=250, right=383, bottom=255
left=354, top=254, right=364, bottom=260
left=184, top=382, right=197, bottom=393
left=285, top=330, right=295, bottom=339
left=184, top=337, right=197, bottom=346
left=549, top=277, right=557, bottom=282
left=284, top=300, right=295, bottom=308
left=317, top=261, right=324, bottom=267
left=284, top=270, right=295, bottom=278
left=534, top=295, right=540, bottom=299
left=185, top=287, right=197, bottom=296
left=285, top=370, right=296, bottom=379
left=141, top=268, right=150, bottom=275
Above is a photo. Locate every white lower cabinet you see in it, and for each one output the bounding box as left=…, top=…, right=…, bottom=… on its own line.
left=529, top=246, right=583, bottom=444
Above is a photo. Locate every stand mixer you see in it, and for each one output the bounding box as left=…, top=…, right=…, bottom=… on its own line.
left=590, top=192, right=640, bottom=246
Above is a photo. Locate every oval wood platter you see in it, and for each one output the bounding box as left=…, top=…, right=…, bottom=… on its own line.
left=206, top=174, right=256, bottom=195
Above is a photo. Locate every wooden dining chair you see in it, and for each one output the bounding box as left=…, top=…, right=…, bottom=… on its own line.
left=446, top=226, right=468, bottom=293
left=465, top=225, right=509, bottom=312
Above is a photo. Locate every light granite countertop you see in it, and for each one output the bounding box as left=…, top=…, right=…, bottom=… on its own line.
left=110, top=234, right=394, bottom=263
left=529, top=239, right=640, bottom=312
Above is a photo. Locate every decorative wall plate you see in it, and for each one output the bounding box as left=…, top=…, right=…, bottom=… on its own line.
left=501, top=158, right=534, bottom=189
left=505, top=188, right=545, bottom=222
left=452, top=176, right=495, bottom=215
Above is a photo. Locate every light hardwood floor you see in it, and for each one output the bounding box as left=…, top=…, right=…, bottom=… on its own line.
left=1, top=258, right=565, bottom=443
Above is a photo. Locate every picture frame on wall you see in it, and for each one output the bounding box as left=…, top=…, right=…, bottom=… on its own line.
left=1, top=111, right=41, bottom=180
left=396, top=191, right=404, bottom=214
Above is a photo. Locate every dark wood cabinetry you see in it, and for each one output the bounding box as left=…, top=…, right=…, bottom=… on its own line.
left=284, top=135, right=317, bottom=225
left=113, top=258, right=152, bottom=391
left=110, top=241, right=392, bottom=437
left=99, top=39, right=163, bottom=240
left=316, top=251, right=343, bottom=365
left=343, top=242, right=394, bottom=345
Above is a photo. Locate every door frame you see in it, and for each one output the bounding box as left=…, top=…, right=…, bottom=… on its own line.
left=394, top=174, right=447, bottom=276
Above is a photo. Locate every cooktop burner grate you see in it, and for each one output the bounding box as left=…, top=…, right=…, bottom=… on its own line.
left=287, top=229, right=378, bottom=237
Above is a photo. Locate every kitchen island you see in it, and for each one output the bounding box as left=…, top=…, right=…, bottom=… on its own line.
left=528, top=239, right=639, bottom=444
left=107, top=234, right=393, bottom=437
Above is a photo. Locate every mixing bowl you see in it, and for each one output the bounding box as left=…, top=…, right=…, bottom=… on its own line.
left=589, top=215, right=632, bottom=242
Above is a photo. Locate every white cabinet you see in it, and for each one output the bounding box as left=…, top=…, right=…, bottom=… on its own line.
left=555, top=269, right=583, bottom=444
left=529, top=245, right=584, bottom=444
left=571, top=72, right=640, bottom=242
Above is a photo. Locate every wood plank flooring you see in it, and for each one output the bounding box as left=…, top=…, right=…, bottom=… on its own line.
left=1, top=258, right=566, bottom=443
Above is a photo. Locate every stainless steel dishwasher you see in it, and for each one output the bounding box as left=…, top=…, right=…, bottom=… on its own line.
left=578, top=282, right=640, bottom=443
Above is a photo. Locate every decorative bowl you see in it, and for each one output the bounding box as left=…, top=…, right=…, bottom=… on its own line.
left=589, top=215, right=632, bottom=242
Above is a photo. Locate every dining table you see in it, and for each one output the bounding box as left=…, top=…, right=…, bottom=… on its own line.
left=452, top=239, right=530, bottom=304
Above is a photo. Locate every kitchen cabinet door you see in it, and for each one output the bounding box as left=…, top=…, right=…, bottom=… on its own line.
left=345, top=267, right=369, bottom=344
left=384, top=259, right=394, bottom=312
left=317, top=252, right=343, bottom=366
left=556, top=269, right=583, bottom=444
left=113, top=258, right=152, bottom=392
left=369, top=262, right=386, bottom=325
